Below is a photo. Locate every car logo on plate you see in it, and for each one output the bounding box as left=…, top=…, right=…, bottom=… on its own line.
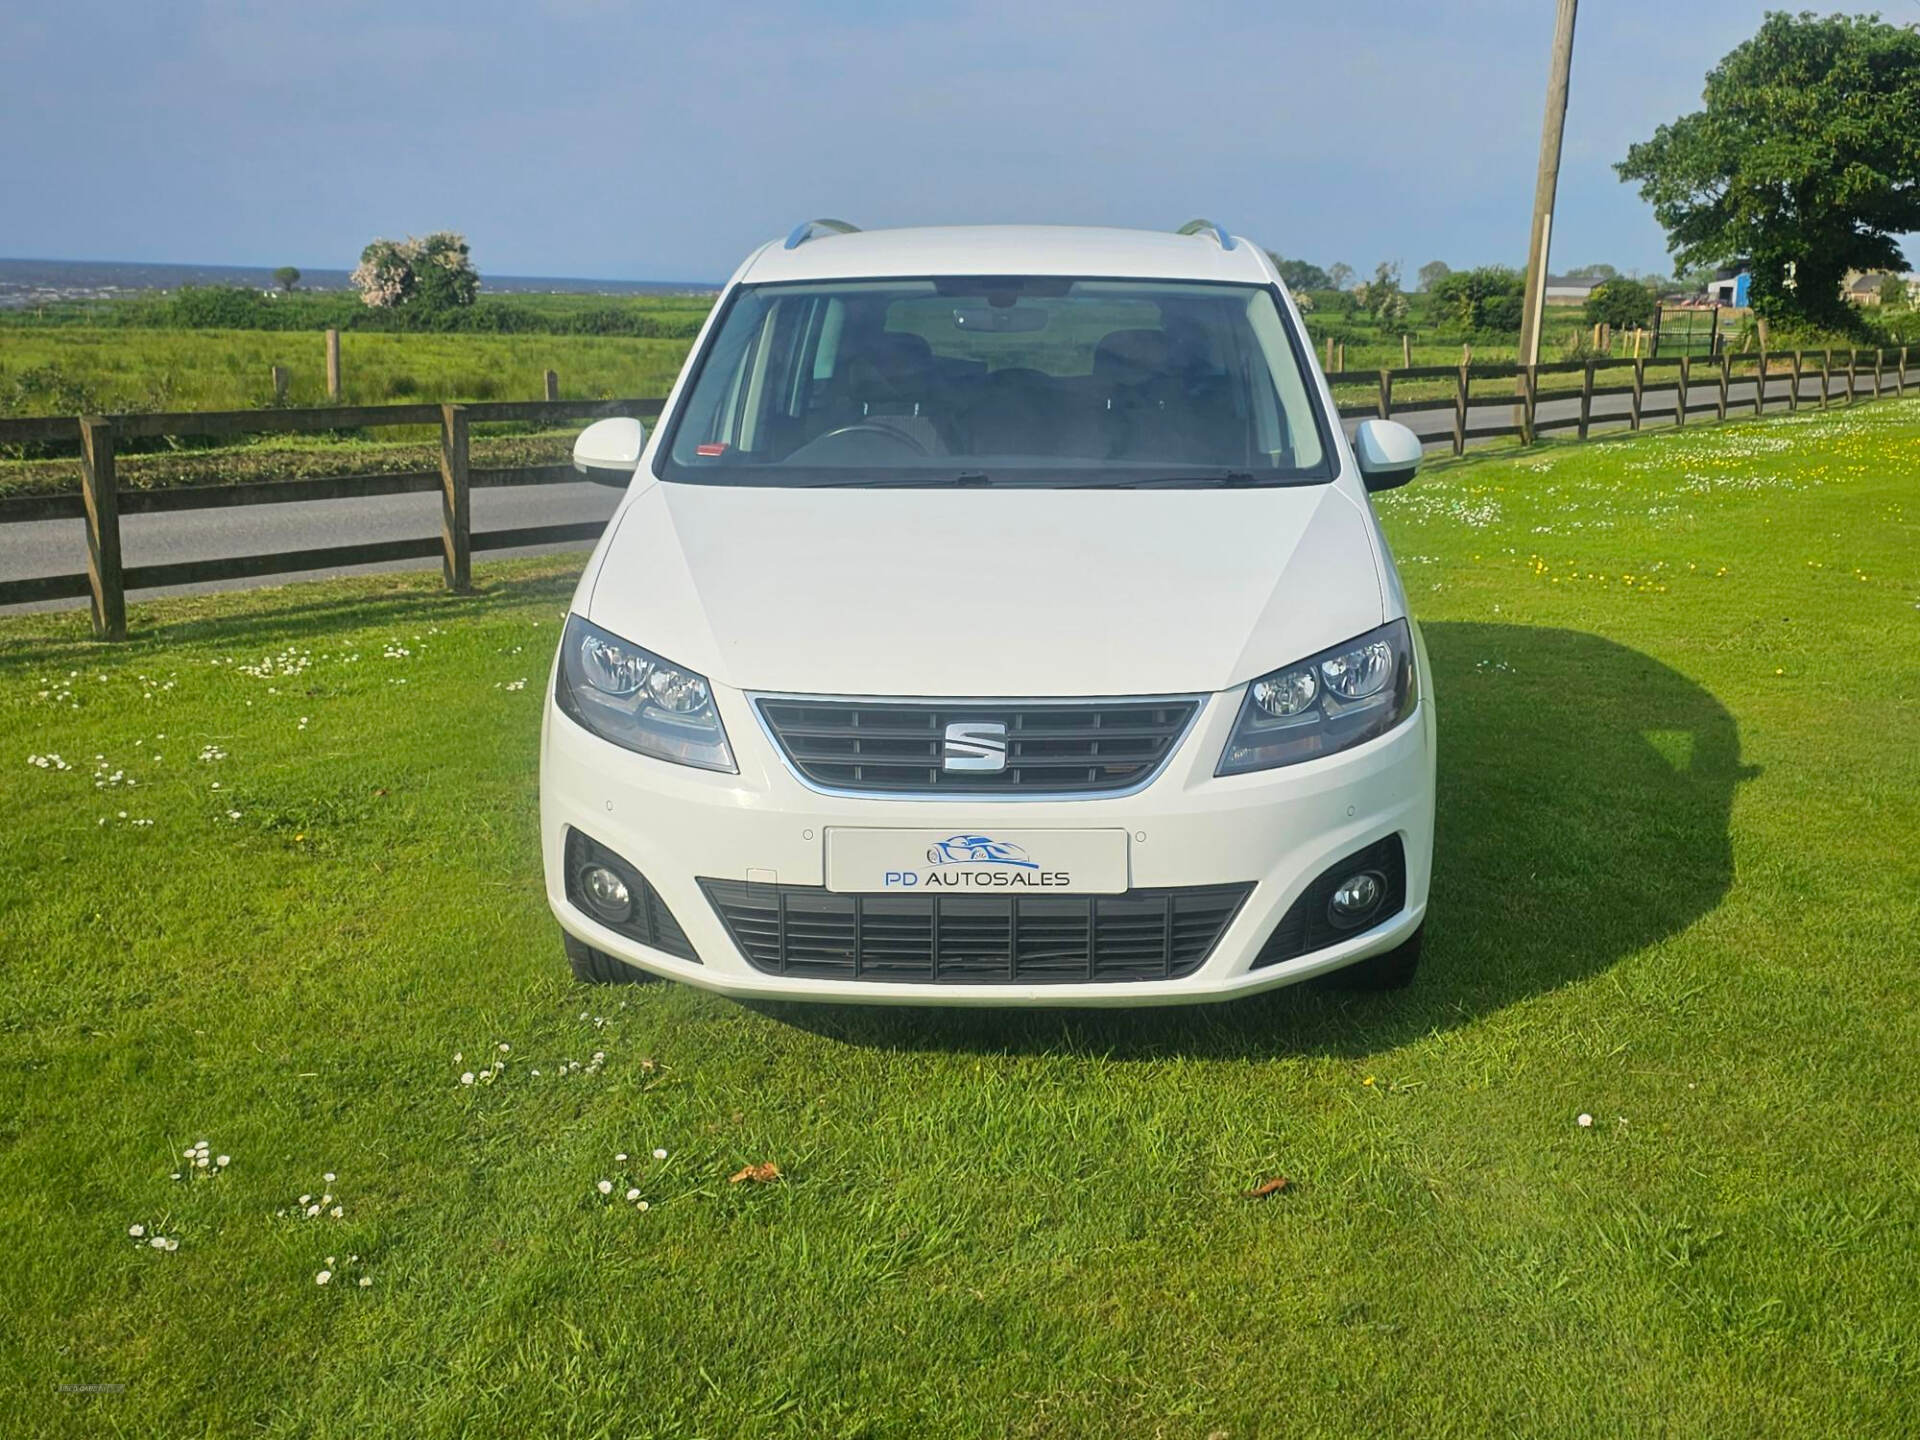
left=926, top=834, right=1037, bottom=867
left=942, top=721, right=1008, bottom=773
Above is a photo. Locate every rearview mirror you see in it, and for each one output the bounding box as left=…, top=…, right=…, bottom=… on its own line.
left=573, top=417, right=646, bottom=487
left=1351, top=419, right=1422, bottom=492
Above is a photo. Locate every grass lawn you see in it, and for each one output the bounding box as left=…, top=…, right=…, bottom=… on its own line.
left=3, top=401, right=1918, bottom=1437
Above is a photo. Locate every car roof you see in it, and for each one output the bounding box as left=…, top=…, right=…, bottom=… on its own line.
left=737, top=224, right=1272, bottom=286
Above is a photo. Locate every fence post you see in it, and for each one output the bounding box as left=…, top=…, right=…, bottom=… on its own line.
left=1900, top=345, right=1909, bottom=396
left=1578, top=359, right=1594, bottom=440
left=271, top=365, right=289, bottom=404
left=1755, top=346, right=1767, bottom=416
left=1336, top=341, right=1347, bottom=372
left=1452, top=361, right=1468, bottom=457
left=1820, top=350, right=1831, bottom=409
left=1676, top=357, right=1689, bottom=427
left=439, top=404, right=471, bottom=594
left=1789, top=351, right=1801, bottom=412
left=1872, top=348, right=1883, bottom=400
left=1401, top=334, right=1411, bottom=369
left=544, top=369, right=560, bottom=402
left=325, top=329, right=342, bottom=399
left=1716, top=353, right=1730, bottom=421
left=1846, top=348, right=1857, bottom=404
left=78, top=417, right=126, bottom=642
left=1377, top=369, right=1392, bottom=420
left=1325, top=336, right=1335, bottom=371
left=1519, top=366, right=1537, bottom=446
left=1630, top=358, right=1645, bottom=431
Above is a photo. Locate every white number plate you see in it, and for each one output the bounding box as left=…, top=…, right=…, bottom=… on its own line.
left=824, top=828, right=1129, bottom=895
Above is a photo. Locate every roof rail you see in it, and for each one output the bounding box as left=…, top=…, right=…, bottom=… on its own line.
left=784, top=218, right=861, bottom=250
left=1175, top=218, right=1236, bottom=251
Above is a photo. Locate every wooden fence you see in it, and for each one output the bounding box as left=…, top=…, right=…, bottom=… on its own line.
left=0, top=398, right=660, bottom=640
left=1323, top=345, right=1908, bottom=453
left=0, top=344, right=1910, bottom=641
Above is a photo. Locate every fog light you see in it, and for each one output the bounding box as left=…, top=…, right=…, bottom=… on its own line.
left=579, top=865, right=633, bottom=923
left=1327, top=870, right=1385, bottom=929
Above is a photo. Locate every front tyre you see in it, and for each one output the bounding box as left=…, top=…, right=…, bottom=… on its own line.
left=1328, top=923, right=1423, bottom=991
left=563, top=931, right=664, bottom=986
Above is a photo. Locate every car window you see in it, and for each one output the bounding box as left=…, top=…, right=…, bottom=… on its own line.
left=662, top=276, right=1331, bottom=487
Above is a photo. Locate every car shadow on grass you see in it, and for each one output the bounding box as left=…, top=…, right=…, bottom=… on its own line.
left=744, top=623, right=1749, bottom=1060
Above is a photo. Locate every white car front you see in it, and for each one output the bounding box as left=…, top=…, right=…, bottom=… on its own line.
left=541, top=223, right=1434, bottom=1005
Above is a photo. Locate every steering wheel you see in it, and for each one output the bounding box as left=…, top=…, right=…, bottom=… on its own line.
left=802, top=422, right=932, bottom=457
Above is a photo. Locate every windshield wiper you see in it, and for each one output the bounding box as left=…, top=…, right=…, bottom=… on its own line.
left=780, top=472, right=994, bottom=488
left=1070, top=471, right=1262, bottom=489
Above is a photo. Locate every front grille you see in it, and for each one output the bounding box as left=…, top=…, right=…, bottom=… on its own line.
left=1250, top=835, right=1406, bottom=969
left=700, top=880, right=1252, bottom=984
left=564, top=828, right=699, bottom=962
left=754, top=696, right=1199, bottom=795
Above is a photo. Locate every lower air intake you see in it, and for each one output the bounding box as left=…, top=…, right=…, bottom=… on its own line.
left=699, top=880, right=1252, bottom=984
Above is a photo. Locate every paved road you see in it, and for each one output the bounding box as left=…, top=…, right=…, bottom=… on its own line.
left=0, top=372, right=1875, bottom=617
left=0, top=479, right=621, bottom=614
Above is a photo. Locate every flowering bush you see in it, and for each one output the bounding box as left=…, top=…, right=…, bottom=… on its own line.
left=350, top=233, right=479, bottom=312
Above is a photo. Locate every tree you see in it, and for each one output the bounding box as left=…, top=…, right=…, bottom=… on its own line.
left=1672, top=261, right=1721, bottom=296
left=1416, top=260, right=1451, bottom=292
left=1267, top=253, right=1330, bottom=291
left=1879, top=273, right=1909, bottom=309
left=1564, top=263, right=1618, bottom=280
left=349, top=232, right=480, bottom=313
left=351, top=239, right=416, bottom=308
left=409, top=232, right=480, bottom=311
left=272, top=266, right=300, bottom=292
left=1355, top=262, right=1409, bottom=324
left=1616, top=13, right=1920, bottom=329
left=1326, top=262, right=1354, bottom=292
left=1583, top=278, right=1657, bottom=329
left=1430, top=266, right=1525, bottom=332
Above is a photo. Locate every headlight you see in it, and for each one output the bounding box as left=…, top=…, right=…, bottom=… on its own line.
left=1217, top=619, right=1416, bottom=775
left=554, top=615, right=736, bottom=772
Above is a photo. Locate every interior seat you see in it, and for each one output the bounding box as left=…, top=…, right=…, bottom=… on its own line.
left=1093, top=326, right=1237, bottom=464
left=957, top=366, right=1105, bottom=458
left=838, top=332, right=944, bottom=453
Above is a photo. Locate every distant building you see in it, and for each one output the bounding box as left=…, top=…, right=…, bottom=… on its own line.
left=1543, top=274, right=1606, bottom=305
left=1844, top=272, right=1897, bottom=307
left=1706, top=265, right=1751, bottom=307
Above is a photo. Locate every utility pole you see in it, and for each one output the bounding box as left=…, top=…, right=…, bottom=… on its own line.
left=1517, top=0, right=1579, bottom=372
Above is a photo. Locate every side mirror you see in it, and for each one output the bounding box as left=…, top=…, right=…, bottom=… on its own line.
left=1351, top=418, right=1422, bottom=492
left=572, top=417, right=646, bottom=487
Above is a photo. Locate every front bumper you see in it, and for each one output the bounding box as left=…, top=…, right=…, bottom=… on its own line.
left=540, top=657, right=1436, bottom=1008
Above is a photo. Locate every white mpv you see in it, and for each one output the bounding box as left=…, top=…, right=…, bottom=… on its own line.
left=541, top=221, right=1435, bottom=1005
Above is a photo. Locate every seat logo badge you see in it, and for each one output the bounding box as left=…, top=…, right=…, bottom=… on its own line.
left=943, top=721, right=1008, bottom=773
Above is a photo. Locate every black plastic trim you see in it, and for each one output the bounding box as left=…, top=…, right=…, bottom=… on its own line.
left=1249, top=835, right=1407, bottom=969
left=699, top=879, right=1253, bottom=984
left=563, top=828, right=700, bottom=963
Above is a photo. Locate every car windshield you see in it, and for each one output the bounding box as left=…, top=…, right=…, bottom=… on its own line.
left=660, top=276, right=1330, bottom=487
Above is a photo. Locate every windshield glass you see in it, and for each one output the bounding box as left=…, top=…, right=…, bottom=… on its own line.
left=660, top=276, right=1330, bottom=487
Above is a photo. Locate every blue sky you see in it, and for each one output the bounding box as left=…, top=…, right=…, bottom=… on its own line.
left=1, top=1, right=1902, bottom=283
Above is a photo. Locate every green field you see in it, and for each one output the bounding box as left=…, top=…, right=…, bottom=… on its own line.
left=0, top=324, right=692, bottom=415
left=2, top=400, right=1918, bottom=1436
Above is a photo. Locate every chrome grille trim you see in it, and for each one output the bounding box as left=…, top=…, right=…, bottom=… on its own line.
left=748, top=691, right=1206, bottom=800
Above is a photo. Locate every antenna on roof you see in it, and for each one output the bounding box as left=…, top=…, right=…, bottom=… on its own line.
left=1175, top=218, right=1236, bottom=251
left=784, top=219, right=861, bottom=250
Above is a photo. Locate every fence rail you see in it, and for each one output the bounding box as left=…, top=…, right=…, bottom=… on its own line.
left=0, top=346, right=1910, bottom=639
left=0, top=397, right=661, bottom=638
left=1323, top=345, right=1907, bottom=450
